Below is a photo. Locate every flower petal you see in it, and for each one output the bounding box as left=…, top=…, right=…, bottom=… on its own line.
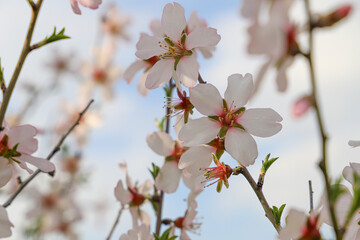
left=179, top=145, right=214, bottom=176
left=225, top=128, right=258, bottom=166
left=239, top=108, right=283, bottom=137
left=179, top=117, right=219, bottom=146
left=135, top=33, right=165, bottom=60
left=17, top=154, right=55, bottom=173
left=278, top=209, right=307, bottom=240
left=348, top=140, right=360, bottom=148
left=114, top=180, right=132, bottom=204
left=189, top=83, right=223, bottom=116
left=161, top=3, right=186, bottom=41
left=276, top=57, right=293, bottom=92
left=0, top=158, right=12, bottom=188
left=145, top=59, right=174, bottom=89
left=137, top=72, right=149, bottom=97
left=8, top=124, right=38, bottom=154
left=343, top=162, right=360, bottom=185
left=146, top=131, right=174, bottom=156
left=224, top=73, right=254, bottom=109
left=185, top=27, right=220, bottom=50
left=155, top=161, right=182, bottom=193
left=177, top=54, right=199, bottom=88
left=0, top=206, right=13, bottom=238
left=70, top=0, right=82, bottom=14
left=78, top=0, right=102, bottom=9
left=124, top=60, right=149, bottom=84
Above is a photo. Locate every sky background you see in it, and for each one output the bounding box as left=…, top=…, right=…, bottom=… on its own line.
left=0, top=0, right=360, bottom=239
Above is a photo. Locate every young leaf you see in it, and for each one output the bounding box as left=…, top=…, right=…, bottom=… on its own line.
left=271, top=204, right=286, bottom=226
left=44, top=27, right=70, bottom=44
left=261, top=153, right=279, bottom=174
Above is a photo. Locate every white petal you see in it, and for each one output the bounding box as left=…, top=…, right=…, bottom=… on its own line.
left=348, top=140, right=360, bottom=148
left=114, top=180, right=132, bottom=204
left=0, top=158, right=12, bottom=188
left=137, top=72, right=149, bottom=97
left=239, top=108, right=283, bottom=137
left=177, top=55, right=198, bottom=88
left=135, top=34, right=165, bottom=60
left=179, top=145, right=213, bottom=176
left=276, top=57, right=294, bottom=92
left=225, top=128, right=258, bottom=166
left=0, top=206, right=13, bottom=238
left=224, top=73, right=254, bottom=109
left=343, top=162, right=360, bottom=185
left=8, top=124, right=38, bottom=154
left=139, top=179, right=152, bottom=195
left=150, top=19, right=163, bottom=37
left=123, top=60, right=149, bottom=84
left=183, top=174, right=205, bottom=192
left=161, top=3, right=186, bottom=41
left=278, top=209, right=307, bottom=240
left=155, top=161, right=181, bottom=193
left=252, top=58, right=273, bottom=97
left=18, top=154, right=55, bottom=173
left=145, top=59, right=174, bottom=89
left=240, top=0, right=262, bottom=20
left=78, top=0, right=101, bottom=9
left=146, top=131, right=173, bottom=156
left=185, top=27, right=221, bottom=50
left=70, top=0, right=81, bottom=14
left=179, top=118, right=219, bottom=146
left=189, top=83, right=223, bottom=116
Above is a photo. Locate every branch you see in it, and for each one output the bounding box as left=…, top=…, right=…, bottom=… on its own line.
left=309, top=180, right=314, bottom=213
left=198, top=73, right=206, bottom=84
left=106, top=205, right=125, bottom=240
left=304, top=0, right=340, bottom=238
left=233, top=165, right=280, bottom=232
left=2, top=99, right=94, bottom=208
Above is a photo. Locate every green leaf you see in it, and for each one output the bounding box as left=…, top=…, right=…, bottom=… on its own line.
left=271, top=204, right=286, bottom=226
left=44, top=27, right=70, bottom=44
left=149, top=163, right=160, bottom=180
left=155, top=117, right=165, bottom=132
left=329, top=177, right=346, bottom=202
left=261, top=154, right=279, bottom=174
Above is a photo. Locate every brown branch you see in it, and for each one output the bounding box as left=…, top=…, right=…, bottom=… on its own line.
left=106, top=205, right=125, bottom=240
left=2, top=99, right=94, bottom=208
left=198, top=73, right=206, bottom=84
left=308, top=180, right=314, bottom=213
left=233, top=165, right=280, bottom=232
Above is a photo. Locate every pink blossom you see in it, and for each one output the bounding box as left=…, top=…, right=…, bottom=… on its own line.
left=0, top=206, right=13, bottom=238
left=179, top=73, right=282, bottom=166
left=292, top=95, right=314, bottom=118
left=135, top=2, right=220, bottom=90
left=101, top=5, right=131, bottom=41
left=119, top=224, right=154, bottom=240
left=174, top=200, right=201, bottom=240
left=70, top=0, right=102, bottom=15
left=0, top=124, right=55, bottom=187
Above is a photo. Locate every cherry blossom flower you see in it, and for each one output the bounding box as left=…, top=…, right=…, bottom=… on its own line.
left=173, top=200, right=201, bottom=240
left=135, top=2, right=220, bottom=90
left=201, top=154, right=232, bottom=192
left=114, top=163, right=152, bottom=227
left=292, top=95, right=314, bottom=118
left=120, top=224, right=154, bottom=240
left=278, top=209, right=322, bottom=240
left=0, top=124, right=55, bottom=187
left=0, top=206, right=13, bottom=238
left=101, top=5, right=131, bottom=41
left=70, top=0, right=102, bottom=15
left=179, top=73, right=282, bottom=166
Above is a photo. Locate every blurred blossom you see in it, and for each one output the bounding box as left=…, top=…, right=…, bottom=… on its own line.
left=0, top=206, right=13, bottom=238
left=348, top=140, right=360, bottom=148
left=70, top=0, right=102, bottom=15
left=292, top=95, right=314, bottom=118
left=47, top=49, right=76, bottom=81
left=173, top=200, right=201, bottom=240
left=313, top=4, right=352, bottom=28
left=119, top=224, right=153, bottom=240
left=102, top=5, right=131, bottom=41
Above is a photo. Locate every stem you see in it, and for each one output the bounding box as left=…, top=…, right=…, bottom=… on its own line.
left=155, top=80, right=174, bottom=235
left=3, top=99, right=94, bottom=208
left=106, top=206, right=125, bottom=240
left=198, top=73, right=206, bottom=84
left=308, top=180, right=314, bottom=213
left=304, top=0, right=341, bottom=239
left=233, top=165, right=280, bottom=232
left=0, top=0, right=43, bottom=129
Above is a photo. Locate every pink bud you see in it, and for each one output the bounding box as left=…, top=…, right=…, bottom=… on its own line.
left=292, top=96, right=314, bottom=118
left=334, top=5, right=352, bottom=19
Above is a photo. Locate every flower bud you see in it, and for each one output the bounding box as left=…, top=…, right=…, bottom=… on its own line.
left=313, top=5, right=352, bottom=28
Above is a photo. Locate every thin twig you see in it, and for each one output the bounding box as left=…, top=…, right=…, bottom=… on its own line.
left=106, top=205, right=125, bottom=240
left=233, top=165, right=280, bottom=232
left=198, top=73, right=206, bottom=84
left=308, top=180, right=314, bottom=213
left=0, top=0, right=43, bottom=129
left=303, top=0, right=340, bottom=239
left=2, top=99, right=94, bottom=208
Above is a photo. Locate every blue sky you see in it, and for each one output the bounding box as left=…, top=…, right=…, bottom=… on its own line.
left=0, top=0, right=360, bottom=239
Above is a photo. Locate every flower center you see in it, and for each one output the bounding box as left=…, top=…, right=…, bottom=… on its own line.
left=300, top=215, right=321, bottom=240
left=92, top=68, right=107, bottom=84
left=174, top=217, right=184, bottom=229
left=157, top=35, right=192, bottom=60
left=128, top=187, right=145, bottom=207
left=168, top=141, right=187, bottom=163
left=0, top=135, right=21, bottom=161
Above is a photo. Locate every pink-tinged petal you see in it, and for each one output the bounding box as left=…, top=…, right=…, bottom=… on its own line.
left=114, top=180, right=132, bottom=204
left=187, top=11, right=207, bottom=33
left=150, top=19, right=163, bottom=37
left=253, top=58, right=273, bottom=97
left=77, top=0, right=102, bottom=10
left=139, top=179, right=152, bottom=195
left=0, top=206, right=13, bottom=238
left=349, top=140, right=360, bottom=148
left=240, top=0, right=262, bottom=20
left=155, top=161, right=182, bottom=193
left=135, top=34, right=165, bottom=60
left=185, top=27, right=220, bottom=50
left=179, top=117, right=219, bottom=146
left=161, top=3, right=186, bottom=41
left=224, top=73, right=254, bottom=108
left=198, top=46, right=214, bottom=59
left=179, top=145, right=213, bottom=176
left=137, top=72, right=149, bottom=97
left=189, top=83, right=223, bottom=116
left=239, top=108, right=282, bottom=137
left=0, top=158, right=12, bottom=188
left=124, top=60, right=150, bottom=83
left=70, top=0, right=82, bottom=14
left=278, top=209, right=307, bottom=240
left=146, top=131, right=174, bottom=157
left=183, top=174, right=205, bottom=192
left=292, top=96, right=313, bottom=118
left=343, top=162, right=360, bottom=185
left=180, top=230, right=191, bottom=240
left=145, top=59, right=174, bottom=89
left=276, top=57, right=293, bottom=92
left=8, top=125, right=38, bottom=154
left=17, top=154, right=55, bottom=173
left=225, top=128, right=258, bottom=166
left=177, top=55, right=199, bottom=88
